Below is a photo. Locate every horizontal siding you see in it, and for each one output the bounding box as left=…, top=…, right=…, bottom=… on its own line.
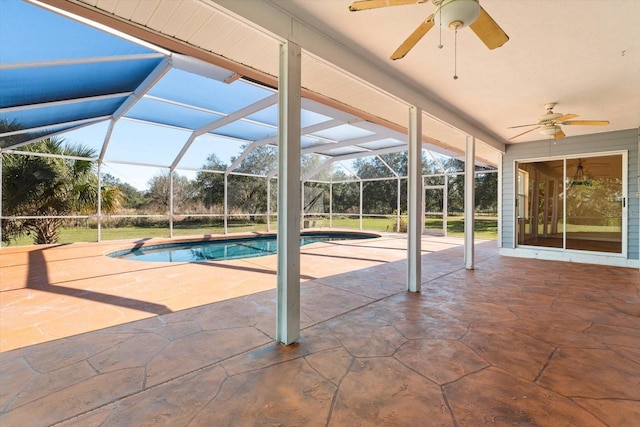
left=502, top=129, right=639, bottom=261
left=625, top=129, right=639, bottom=260
left=501, top=163, right=514, bottom=247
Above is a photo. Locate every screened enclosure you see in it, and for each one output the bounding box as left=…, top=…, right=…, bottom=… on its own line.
left=0, top=0, right=497, bottom=247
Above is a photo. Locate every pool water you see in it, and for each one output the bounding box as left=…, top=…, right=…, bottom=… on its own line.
left=108, top=232, right=377, bottom=262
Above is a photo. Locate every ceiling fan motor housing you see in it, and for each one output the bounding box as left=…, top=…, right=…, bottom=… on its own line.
left=434, top=0, right=481, bottom=30
left=538, top=112, right=563, bottom=124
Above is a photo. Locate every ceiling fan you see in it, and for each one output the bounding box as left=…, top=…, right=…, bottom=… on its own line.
left=348, top=0, right=509, bottom=61
left=509, top=103, right=610, bottom=141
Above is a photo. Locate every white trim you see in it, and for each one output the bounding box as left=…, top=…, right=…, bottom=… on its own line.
left=512, top=149, right=629, bottom=261
left=500, top=247, right=639, bottom=269
left=170, top=53, right=236, bottom=82
left=0, top=116, right=111, bottom=138
left=2, top=150, right=96, bottom=162
left=513, top=149, right=627, bottom=164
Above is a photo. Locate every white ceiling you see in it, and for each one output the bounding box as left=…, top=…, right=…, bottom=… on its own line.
left=39, top=0, right=640, bottom=164
left=267, top=0, right=640, bottom=144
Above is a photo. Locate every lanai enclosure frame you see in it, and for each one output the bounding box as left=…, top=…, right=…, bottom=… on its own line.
left=1, top=0, right=639, bottom=344
left=0, top=0, right=497, bottom=242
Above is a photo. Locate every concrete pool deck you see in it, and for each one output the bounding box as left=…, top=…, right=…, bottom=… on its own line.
left=1, top=233, right=639, bottom=425
left=0, top=232, right=423, bottom=351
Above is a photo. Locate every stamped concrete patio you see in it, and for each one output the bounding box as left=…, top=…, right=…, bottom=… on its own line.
left=1, top=233, right=639, bottom=426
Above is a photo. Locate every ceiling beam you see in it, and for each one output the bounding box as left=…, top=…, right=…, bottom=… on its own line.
left=171, top=93, right=278, bottom=170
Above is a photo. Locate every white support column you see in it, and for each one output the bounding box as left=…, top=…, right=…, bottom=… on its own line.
left=464, top=135, right=475, bottom=270
left=421, top=177, right=425, bottom=234
left=224, top=173, right=228, bottom=234
left=276, top=41, right=301, bottom=345
left=397, top=177, right=401, bottom=232
left=169, top=170, right=174, bottom=238
left=407, top=106, right=422, bottom=292
left=443, top=173, right=448, bottom=236
left=267, top=177, right=271, bottom=232
left=97, top=161, right=102, bottom=242
left=301, top=181, right=305, bottom=228
left=359, top=180, right=363, bottom=230
left=329, top=180, right=333, bottom=228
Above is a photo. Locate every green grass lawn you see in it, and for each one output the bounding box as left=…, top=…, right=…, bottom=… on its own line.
left=4, top=216, right=498, bottom=246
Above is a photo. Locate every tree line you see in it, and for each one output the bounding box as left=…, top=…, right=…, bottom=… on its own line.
left=2, top=137, right=497, bottom=245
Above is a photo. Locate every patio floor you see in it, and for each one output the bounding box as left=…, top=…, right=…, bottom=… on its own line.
left=1, top=233, right=639, bottom=426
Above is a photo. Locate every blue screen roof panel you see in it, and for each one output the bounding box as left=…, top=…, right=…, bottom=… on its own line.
left=0, top=58, right=164, bottom=108
left=245, top=107, right=334, bottom=129
left=212, top=121, right=277, bottom=142
left=147, top=69, right=274, bottom=114
left=300, top=136, right=319, bottom=149
left=2, top=97, right=127, bottom=130
left=245, top=104, right=278, bottom=126
left=301, top=109, right=334, bottom=128
left=359, top=138, right=406, bottom=150
left=0, top=0, right=399, bottom=166
left=0, top=0, right=154, bottom=63
left=311, top=124, right=375, bottom=141
left=126, top=97, right=224, bottom=130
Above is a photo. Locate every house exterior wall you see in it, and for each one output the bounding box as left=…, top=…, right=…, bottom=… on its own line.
left=500, top=128, right=639, bottom=268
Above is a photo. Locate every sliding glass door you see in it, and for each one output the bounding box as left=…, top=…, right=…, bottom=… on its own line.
left=516, top=154, right=625, bottom=254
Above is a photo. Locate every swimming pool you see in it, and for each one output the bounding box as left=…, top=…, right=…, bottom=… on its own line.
left=108, top=232, right=379, bottom=262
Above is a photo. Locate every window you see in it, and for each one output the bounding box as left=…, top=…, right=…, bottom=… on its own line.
left=515, top=154, right=625, bottom=254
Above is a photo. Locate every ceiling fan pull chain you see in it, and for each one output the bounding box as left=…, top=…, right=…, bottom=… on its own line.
left=453, top=28, right=458, bottom=79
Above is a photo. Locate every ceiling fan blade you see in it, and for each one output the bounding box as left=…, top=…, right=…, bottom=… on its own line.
left=349, top=0, right=423, bottom=12
left=554, top=114, right=579, bottom=122
left=509, top=126, right=540, bottom=140
left=508, top=123, right=538, bottom=129
left=469, top=7, right=509, bottom=49
left=561, top=120, right=610, bottom=126
left=390, top=15, right=435, bottom=60
left=554, top=129, right=566, bottom=139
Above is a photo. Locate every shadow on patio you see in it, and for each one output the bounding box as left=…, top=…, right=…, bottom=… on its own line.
left=1, top=237, right=638, bottom=426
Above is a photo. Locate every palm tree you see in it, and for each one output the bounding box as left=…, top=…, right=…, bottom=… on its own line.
left=1, top=137, right=123, bottom=244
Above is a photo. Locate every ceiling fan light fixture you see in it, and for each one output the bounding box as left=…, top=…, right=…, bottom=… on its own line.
left=434, top=0, right=481, bottom=30
left=540, top=125, right=561, bottom=136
